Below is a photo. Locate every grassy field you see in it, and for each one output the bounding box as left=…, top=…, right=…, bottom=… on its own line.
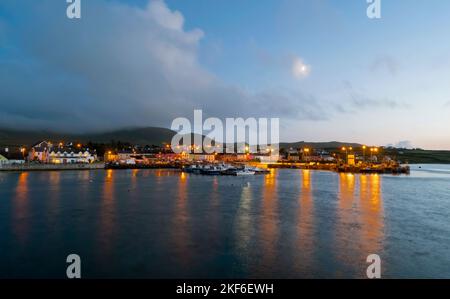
left=384, top=148, right=450, bottom=164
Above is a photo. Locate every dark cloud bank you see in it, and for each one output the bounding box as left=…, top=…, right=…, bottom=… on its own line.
left=0, top=0, right=326, bottom=133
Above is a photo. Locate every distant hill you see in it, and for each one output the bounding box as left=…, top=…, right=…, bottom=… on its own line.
left=0, top=127, right=176, bottom=147
left=2, top=127, right=450, bottom=163
left=0, top=127, right=364, bottom=149
left=82, top=127, right=176, bottom=145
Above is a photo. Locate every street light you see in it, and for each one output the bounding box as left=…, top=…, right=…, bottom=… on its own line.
left=362, top=145, right=367, bottom=161
left=303, top=148, right=310, bottom=162
left=20, top=147, right=26, bottom=160
left=341, top=146, right=348, bottom=164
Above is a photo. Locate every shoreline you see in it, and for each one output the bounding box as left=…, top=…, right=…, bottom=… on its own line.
left=0, top=163, right=105, bottom=172
left=0, top=161, right=413, bottom=175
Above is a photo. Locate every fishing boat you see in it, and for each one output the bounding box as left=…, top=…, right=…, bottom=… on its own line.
left=234, top=168, right=256, bottom=176
left=201, top=165, right=223, bottom=175
left=246, top=166, right=270, bottom=174
left=184, top=164, right=204, bottom=174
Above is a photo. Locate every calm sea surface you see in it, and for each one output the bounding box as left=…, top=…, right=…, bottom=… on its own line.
left=0, top=165, right=449, bottom=278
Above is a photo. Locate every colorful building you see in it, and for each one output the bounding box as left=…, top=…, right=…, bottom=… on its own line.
left=28, top=141, right=52, bottom=162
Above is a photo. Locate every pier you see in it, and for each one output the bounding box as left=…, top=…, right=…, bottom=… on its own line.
left=1, top=161, right=410, bottom=175
left=266, top=162, right=410, bottom=174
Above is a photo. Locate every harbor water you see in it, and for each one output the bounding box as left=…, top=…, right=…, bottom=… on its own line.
left=0, top=165, right=449, bottom=278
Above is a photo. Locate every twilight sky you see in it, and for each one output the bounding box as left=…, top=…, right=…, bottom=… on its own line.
left=1, top=0, right=450, bottom=149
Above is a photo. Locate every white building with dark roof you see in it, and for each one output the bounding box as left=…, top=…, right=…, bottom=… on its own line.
left=48, top=148, right=97, bottom=164
left=28, top=141, right=97, bottom=164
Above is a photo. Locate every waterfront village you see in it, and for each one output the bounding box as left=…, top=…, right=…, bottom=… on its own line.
left=0, top=139, right=410, bottom=175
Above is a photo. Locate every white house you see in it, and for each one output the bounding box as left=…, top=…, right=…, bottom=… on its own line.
left=48, top=149, right=97, bottom=164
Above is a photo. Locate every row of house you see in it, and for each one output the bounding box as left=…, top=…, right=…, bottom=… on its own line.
left=105, top=150, right=280, bottom=165
left=28, top=141, right=97, bottom=164
left=283, top=148, right=337, bottom=163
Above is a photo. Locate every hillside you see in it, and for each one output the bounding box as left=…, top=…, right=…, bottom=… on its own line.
left=0, top=127, right=361, bottom=149
left=2, top=127, right=450, bottom=164
left=0, top=127, right=176, bottom=147
left=384, top=148, right=450, bottom=164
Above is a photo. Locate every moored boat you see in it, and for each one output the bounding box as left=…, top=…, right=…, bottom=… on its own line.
left=234, top=167, right=256, bottom=176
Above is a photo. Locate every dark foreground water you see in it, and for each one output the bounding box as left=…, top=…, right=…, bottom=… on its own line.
left=0, top=165, right=449, bottom=278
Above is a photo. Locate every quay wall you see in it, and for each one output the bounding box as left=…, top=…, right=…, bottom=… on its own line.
left=0, top=163, right=105, bottom=171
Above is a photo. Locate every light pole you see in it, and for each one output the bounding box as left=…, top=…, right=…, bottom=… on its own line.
left=303, top=148, right=310, bottom=162
left=341, top=147, right=348, bottom=164
left=362, top=145, right=367, bottom=162
left=20, top=147, right=26, bottom=161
